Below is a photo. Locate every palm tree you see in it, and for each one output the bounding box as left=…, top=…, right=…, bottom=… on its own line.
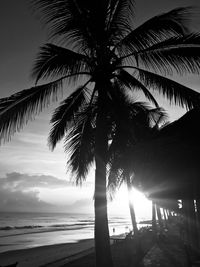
left=107, top=101, right=166, bottom=236
left=1, top=1, right=200, bottom=266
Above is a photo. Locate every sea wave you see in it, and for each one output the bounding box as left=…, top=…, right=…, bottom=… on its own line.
left=0, top=225, right=95, bottom=239
left=51, top=222, right=93, bottom=228
left=0, top=222, right=94, bottom=231
left=0, top=225, right=43, bottom=230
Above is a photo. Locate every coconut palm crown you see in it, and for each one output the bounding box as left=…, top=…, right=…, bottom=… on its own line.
left=1, top=1, right=200, bottom=266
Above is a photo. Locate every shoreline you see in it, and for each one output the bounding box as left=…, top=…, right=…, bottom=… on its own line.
left=0, top=212, right=134, bottom=254
left=0, top=238, right=95, bottom=267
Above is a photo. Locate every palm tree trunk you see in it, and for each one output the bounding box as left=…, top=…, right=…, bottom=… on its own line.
left=126, top=177, right=138, bottom=235
left=196, top=199, right=200, bottom=248
left=182, top=199, right=198, bottom=248
left=182, top=199, right=191, bottom=245
left=152, top=201, right=157, bottom=232
left=94, top=85, right=113, bottom=267
left=188, top=199, right=198, bottom=248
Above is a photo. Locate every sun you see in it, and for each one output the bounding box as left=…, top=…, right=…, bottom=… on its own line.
left=108, top=185, right=152, bottom=220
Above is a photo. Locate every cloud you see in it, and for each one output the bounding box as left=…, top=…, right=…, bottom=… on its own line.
left=0, top=172, right=72, bottom=191
left=0, top=172, right=69, bottom=212
left=0, top=186, right=54, bottom=212
left=0, top=172, right=93, bottom=213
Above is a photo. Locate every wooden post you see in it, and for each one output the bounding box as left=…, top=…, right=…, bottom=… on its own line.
left=156, top=205, right=163, bottom=230
left=163, top=208, right=167, bottom=228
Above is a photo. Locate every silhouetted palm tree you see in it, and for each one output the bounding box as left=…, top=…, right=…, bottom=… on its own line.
left=107, top=101, right=166, bottom=235
left=152, top=201, right=157, bottom=232
left=1, top=1, right=200, bottom=266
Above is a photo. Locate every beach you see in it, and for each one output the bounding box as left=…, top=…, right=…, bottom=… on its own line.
left=0, top=231, right=152, bottom=267
left=0, top=212, right=136, bottom=266
left=0, top=235, right=131, bottom=267
left=0, top=239, right=95, bottom=267
left=0, top=212, right=134, bottom=253
left=0, top=223, right=190, bottom=267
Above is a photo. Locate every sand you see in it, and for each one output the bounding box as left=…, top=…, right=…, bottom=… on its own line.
left=0, top=233, right=127, bottom=267
left=0, top=232, right=154, bottom=267
left=0, top=232, right=156, bottom=267
left=0, top=239, right=94, bottom=267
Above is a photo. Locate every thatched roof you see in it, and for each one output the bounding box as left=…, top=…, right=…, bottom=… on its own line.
left=132, top=108, right=200, bottom=200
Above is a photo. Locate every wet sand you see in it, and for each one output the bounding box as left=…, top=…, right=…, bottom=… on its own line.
left=0, top=239, right=94, bottom=267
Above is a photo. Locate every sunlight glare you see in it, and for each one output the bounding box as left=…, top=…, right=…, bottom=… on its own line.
left=108, top=185, right=152, bottom=220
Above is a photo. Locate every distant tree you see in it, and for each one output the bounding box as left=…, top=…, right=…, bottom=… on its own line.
left=107, top=100, right=166, bottom=236
left=0, top=1, right=200, bottom=266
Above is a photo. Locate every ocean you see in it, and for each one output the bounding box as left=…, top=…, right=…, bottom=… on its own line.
left=0, top=212, right=136, bottom=253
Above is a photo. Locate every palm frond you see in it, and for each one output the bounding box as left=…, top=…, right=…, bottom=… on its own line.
left=32, top=43, right=91, bottom=84
left=0, top=79, right=63, bottom=143
left=123, top=103, right=166, bottom=142
left=116, top=6, right=193, bottom=55
left=107, top=168, right=123, bottom=200
left=65, top=103, right=96, bottom=184
left=107, top=81, right=163, bottom=146
left=107, top=140, right=129, bottom=201
left=129, top=103, right=167, bottom=128
left=133, top=33, right=200, bottom=76
left=31, top=0, right=111, bottom=52
left=136, top=67, right=200, bottom=109
left=108, top=79, right=137, bottom=128
left=48, top=80, right=92, bottom=150
left=107, top=0, right=135, bottom=42
left=31, top=0, right=94, bottom=50
left=107, top=147, right=124, bottom=195
left=108, top=100, right=159, bottom=153
left=116, top=69, right=159, bottom=107
left=147, top=107, right=168, bottom=129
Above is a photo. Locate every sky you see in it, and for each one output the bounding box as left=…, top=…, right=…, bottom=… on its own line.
left=0, top=0, right=200, bottom=216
